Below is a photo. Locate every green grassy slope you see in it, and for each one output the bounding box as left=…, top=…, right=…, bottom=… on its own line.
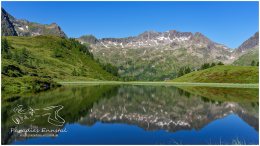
left=172, top=65, right=259, bottom=83
left=2, top=36, right=118, bottom=93
left=233, top=49, right=259, bottom=66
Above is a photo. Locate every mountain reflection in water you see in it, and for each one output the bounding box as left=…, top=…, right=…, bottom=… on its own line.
left=1, top=85, right=259, bottom=144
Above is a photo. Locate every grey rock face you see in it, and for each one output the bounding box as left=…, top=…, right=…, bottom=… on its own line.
left=1, top=8, right=17, bottom=36
left=236, top=32, right=259, bottom=53
left=1, top=8, right=67, bottom=38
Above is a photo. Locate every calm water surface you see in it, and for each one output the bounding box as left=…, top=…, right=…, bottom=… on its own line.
left=1, top=85, right=259, bottom=144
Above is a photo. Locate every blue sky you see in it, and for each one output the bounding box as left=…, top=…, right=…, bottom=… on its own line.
left=2, top=1, right=259, bottom=48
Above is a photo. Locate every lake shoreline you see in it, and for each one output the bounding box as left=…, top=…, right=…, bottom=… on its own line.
left=58, top=81, right=259, bottom=88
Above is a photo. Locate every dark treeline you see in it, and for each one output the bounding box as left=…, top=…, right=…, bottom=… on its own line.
left=101, top=63, right=118, bottom=76
left=177, top=61, right=224, bottom=77
left=2, top=38, right=31, bottom=66
left=251, top=60, right=259, bottom=66
left=200, top=62, right=224, bottom=70
left=177, top=66, right=192, bottom=77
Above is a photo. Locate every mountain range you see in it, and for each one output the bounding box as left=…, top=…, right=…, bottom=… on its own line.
left=78, top=31, right=258, bottom=80
left=1, top=7, right=259, bottom=80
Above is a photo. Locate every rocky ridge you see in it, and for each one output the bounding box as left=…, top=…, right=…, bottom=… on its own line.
left=1, top=8, right=67, bottom=37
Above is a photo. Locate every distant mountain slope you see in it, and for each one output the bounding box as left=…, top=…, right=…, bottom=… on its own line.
left=172, top=65, right=258, bottom=83
left=1, top=8, right=67, bottom=37
left=232, top=32, right=259, bottom=66
left=2, top=36, right=118, bottom=93
left=79, top=30, right=232, bottom=80
left=233, top=49, right=259, bottom=66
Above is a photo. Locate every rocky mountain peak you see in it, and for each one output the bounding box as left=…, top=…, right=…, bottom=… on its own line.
left=237, top=32, right=259, bottom=53
left=168, top=30, right=193, bottom=38
left=137, top=30, right=160, bottom=40
left=77, top=35, right=99, bottom=44
left=192, top=32, right=213, bottom=44
left=1, top=8, right=17, bottom=36
left=1, top=7, right=67, bottom=38
left=50, top=22, right=58, bottom=26
left=1, top=8, right=15, bottom=21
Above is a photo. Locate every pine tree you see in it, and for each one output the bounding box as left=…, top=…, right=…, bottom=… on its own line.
left=217, top=62, right=224, bottom=65
left=1, top=38, right=12, bottom=59
left=178, top=67, right=184, bottom=77
left=201, top=63, right=210, bottom=70
left=184, top=67, right=191, bottom=74
left=211, top=62, right=216, bottom=67
left=72, top=68, right=77, bottom=76
left=251, top=60, right=255, bottom=66
left=18, top=48, right=29, bottom=64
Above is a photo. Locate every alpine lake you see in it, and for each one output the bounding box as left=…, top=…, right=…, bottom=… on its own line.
left=1, top=82, right=259, bottom=145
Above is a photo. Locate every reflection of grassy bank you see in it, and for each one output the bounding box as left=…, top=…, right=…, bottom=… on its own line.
left=59, top=81, right=259, bottom=88
left=2, top=85, right=119, bottom=145
left=2, top=75, right=61, bottom=94
left=2, top=85, right=119, bottom=121
left=177, top=86, right=258, bottom=103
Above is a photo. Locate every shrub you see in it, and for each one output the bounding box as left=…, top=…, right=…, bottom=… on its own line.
left=53, top=48, right=63, bottom=57
left=251, top=60, right=256, bottom=66
left=1, top=38, right=12, bottom=59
